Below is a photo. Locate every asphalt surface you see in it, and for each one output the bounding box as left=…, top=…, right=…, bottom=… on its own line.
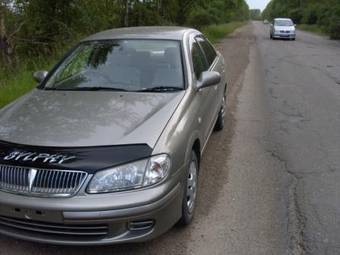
left=256, top=22, right=340, bottom=254
left=1, top=22, right=339, bottom=255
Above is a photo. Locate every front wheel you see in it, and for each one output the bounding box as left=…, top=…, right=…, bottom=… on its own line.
left=179, top=152, right=199, bottom=226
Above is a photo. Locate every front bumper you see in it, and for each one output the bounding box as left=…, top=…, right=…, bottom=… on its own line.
left=272, top=32, right=296, bottom=39
left=0, top=170, right=185, bottom=245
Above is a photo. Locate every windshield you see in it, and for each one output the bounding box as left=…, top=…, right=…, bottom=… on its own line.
left=274, top=20, right=293, bottom=26
left=43, top=40, right=184, bottom=92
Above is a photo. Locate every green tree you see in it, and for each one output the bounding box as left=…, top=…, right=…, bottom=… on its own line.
left=262, top=0, right=340, bottom=38
left=1, top=0, right=250, bottom=69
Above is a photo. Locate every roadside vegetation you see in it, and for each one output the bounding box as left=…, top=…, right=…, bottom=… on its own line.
left=202, top=22, right=247, bottom=43
left=297, top=24, right=328, bottom=36
left=0, top=0, right=249, bottom=108
left=262, top=0, right=340, bottom=39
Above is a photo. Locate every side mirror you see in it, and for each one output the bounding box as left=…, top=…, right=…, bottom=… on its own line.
left=33, top=70, right=48, bottom=83
left=197, top=71, right=221, bottom=90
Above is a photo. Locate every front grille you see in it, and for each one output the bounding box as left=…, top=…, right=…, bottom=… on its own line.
left=0, top=216, right=108, bottom=238
left=0, top=165, right=88, bottom=197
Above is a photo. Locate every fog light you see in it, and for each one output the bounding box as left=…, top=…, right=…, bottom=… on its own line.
left=128, top=220, right=155, bottom=231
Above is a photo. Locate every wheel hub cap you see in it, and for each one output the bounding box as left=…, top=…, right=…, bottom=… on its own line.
left=187, top=161, right=198, bottom=213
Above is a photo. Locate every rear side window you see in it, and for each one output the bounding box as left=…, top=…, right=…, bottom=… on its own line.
left=196, top=36, right=217, bottom=66
left=191, top=41, right=208, bottom=79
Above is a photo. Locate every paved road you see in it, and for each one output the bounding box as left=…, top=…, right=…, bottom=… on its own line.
left=256, top=22, right=340, bottom=254
left=0, top=22, right=339, bottom=255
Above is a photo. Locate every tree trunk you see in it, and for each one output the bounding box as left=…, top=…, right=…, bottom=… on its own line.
left=0, top=8, right=13, bottom=66
left=124, top=0, right=129, bottom=27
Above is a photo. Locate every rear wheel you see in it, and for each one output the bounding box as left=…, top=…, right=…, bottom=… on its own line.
left=179, top=152, right=199, bottom=226
left=214, top=93, right=226, bottom=131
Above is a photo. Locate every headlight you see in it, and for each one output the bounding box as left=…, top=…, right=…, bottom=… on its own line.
left=87, top=154, right=171, bottom=194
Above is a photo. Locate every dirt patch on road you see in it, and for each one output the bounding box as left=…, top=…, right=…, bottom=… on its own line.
left=217, top=23, right=255, bottom=105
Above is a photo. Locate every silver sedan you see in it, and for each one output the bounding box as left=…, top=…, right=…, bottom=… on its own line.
left=0, top=27, right=226, bottom=245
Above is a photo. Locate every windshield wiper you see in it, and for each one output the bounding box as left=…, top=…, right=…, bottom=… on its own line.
left=45, top=87, right=128, bottom=92
left=77, top=87, right=128, bottom=91
left=137, top=86, right=184, bottom=92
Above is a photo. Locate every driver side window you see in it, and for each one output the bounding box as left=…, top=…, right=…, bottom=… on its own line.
left=191, top=39, right=208, bottom=80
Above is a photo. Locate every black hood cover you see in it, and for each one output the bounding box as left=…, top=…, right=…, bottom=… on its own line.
left=0, top=140, right=152, bottom=174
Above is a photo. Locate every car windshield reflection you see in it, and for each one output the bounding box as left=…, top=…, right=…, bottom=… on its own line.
left=43, top=40, right=185, bottom=92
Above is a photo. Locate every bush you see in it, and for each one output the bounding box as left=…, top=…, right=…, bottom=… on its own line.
left=188, top=8, right=218, bottom=29
left=316, top=7, right=332, bottom=27
left=327, top=6, right=340, bottom=39
left=329, top=18, right=340, bottom=39
left=288, top=8, right=303, bottom=24
left=302, top=5, right=319, bottom=25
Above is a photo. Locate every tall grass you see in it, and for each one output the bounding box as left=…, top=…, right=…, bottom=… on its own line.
left=202, top=21, right=247, bottom=43
left=0, top=53, right=63, bottom=108
left=0, top=69, right=36, bottom=108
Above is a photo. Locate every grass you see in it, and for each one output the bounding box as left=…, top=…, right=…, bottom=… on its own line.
left=202, top=21, right=247, bottom=43
left=0, top=69, right=38, bottom=109
left=0, top=21, right=247, bottom=109
left=0, top=54, right=63, bottom=109
left=297, top=24, right=328, bottom=36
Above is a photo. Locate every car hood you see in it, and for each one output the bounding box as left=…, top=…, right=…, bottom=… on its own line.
left=0, top=89, right=185, bottom=148
left=274, top=25, right=295, bottom=31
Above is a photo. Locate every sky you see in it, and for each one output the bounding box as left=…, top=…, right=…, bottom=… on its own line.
left=246, top=0, right=271, bottom=11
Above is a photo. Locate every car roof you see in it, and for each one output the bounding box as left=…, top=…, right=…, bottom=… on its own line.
left=82, top=26, right=198, bottom=42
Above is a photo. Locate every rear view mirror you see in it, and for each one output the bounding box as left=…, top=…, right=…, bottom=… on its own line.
left=33, top=70, right=48, bottom=83
left=197, top=71, right=221, bottom=90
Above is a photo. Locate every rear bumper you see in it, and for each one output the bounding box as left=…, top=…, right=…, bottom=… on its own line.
left=0, top=169, right=185, bottom=245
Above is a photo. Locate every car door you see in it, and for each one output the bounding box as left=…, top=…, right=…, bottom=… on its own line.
left=195, top=36, right=225, bottom=138
left=189, top=36, right=212, bottom=144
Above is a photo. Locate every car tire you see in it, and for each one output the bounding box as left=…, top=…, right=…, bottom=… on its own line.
left=179, top=151, right=199, bottom=226
left=214, top=92, right=226, bottom=131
